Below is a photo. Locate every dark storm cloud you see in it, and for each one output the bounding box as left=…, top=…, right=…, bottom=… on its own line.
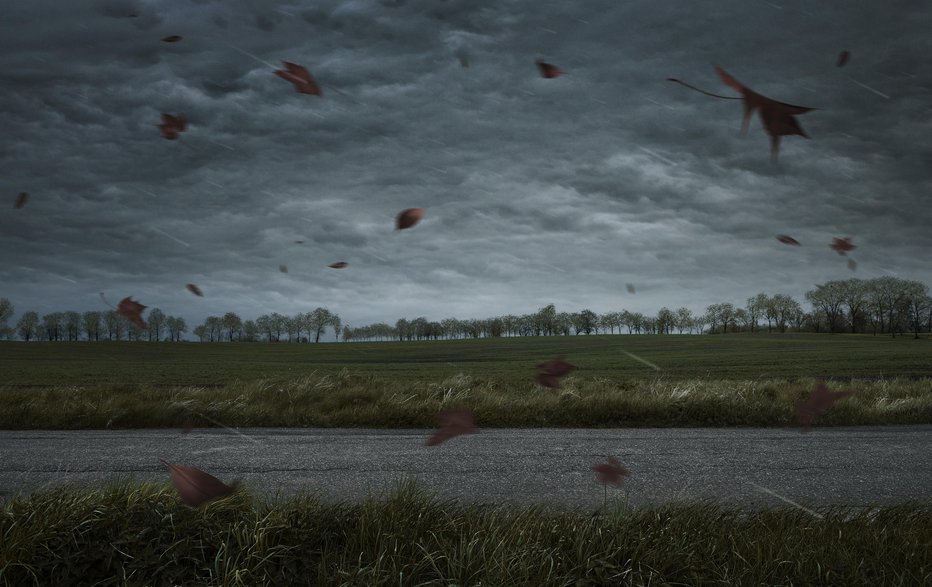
left=1, top=0, right=930, bottom=334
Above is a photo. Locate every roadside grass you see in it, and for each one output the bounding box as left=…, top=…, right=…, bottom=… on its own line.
left=1, top=479, right=928, bottom=586
left=1, top=372, right=930, bottom=429
left=2, top=334, right=932, bottom=388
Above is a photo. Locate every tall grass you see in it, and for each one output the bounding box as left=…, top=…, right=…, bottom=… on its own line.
left=1, top=479, right=929, bottom=586
left=1, top=372, right=930, bottom=429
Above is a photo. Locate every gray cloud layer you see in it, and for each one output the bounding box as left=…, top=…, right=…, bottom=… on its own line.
left=1, top=0, right=930, bottom=331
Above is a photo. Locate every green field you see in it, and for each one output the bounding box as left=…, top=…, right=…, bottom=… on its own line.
left=2, top=333, right=931, bottom=388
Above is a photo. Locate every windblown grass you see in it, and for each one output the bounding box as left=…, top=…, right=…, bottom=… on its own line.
left=1, top=371, right=929, bottom=429
left=1, top=479, right=929, bottom=586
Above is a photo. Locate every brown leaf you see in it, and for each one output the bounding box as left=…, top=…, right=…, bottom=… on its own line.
left=396, top=208, right=425, bottom=230
left=181, top=418, right=194, bottom=433
left=715, top=67, right=815, bottom=161
left=830, top=237, right=856, bottom=255
left=279, top=265, right=288, bottom=273
left=536, top=60, right=562, bottom=79
left=117, top=297, right=147, bottom=329
left=159, top=113, right=187, bottom=140
left=14, top=192, right=28, bottom=209
left=294, top=240, right=305, bottom=244
left=426, top=408, right=477, bottom=446
left=592, top=457, right=630, bottom=486
left=536, top=357, right=576, bottom=389
left=328, top=261, right=348, bottom=269
left=847, top=258, right=857, bottom=271
left=186, top=283, right=204, bottom=297
left=159, top=459, right=236, bottom=507
left=274, top=61, right=322, bottom=96
left=626, top=284, right=636, bottom=294
left=162, top=35, right=183, bottom=43
left=836, top=51, right=851, bottom=68
left=776, top=234, right=801, bottom=245
left=795, top=382, right=854, bottom=433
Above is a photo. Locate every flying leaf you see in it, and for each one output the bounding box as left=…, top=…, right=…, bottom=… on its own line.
left=836, top=51, right=851, bottom=68
left=117, top=297, right=147, bottom=329
left=158, top=113, right=187, bottom=140
left=186, top=283, right=204, bottom=297
left=14, top=192, right=28, bottom=209
left=458, top=54, right=470, bottom=68
left=396, top=208, right=425, bottom=230
left=626, top=284, right=636, bottom=294
left=162, top=35, right=183, bottom=43
left=159, top=459, right=236, bottom=507
left=328, top=261, right=348, bottom=269
left=669, top=68, right=816, bottom=161
left=847, top=258, right=857, bottom=271
left=592, top=457, right=630, bottom=487
left=274, top=61, right=322, bottom=96
left=795, top=383, right=854, bottom=432
left=536, top=357, right=576, bottom=389
left=279, top=264, right=288, bottom=273
left=776, top=234, right=801, bottom=245
left=294, top=240, right=305, bottom=244
left=536, top=60, right=562, bottom=78
left=830, top=237, right=856, bottom=255
left=181, top=418, right=194, bottom=433
left=426, top=408, right=477, bottom=446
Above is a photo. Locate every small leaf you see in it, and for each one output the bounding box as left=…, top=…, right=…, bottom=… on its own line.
left=830, top=237, right=856, bottom=255
left=536, top=60, right=562, bottom=79
left=836, top=51, right=851, bottom=68
left=14, top=192, right=28, bottom=209
left=426, top=408, right=477, bottom=446
left=275, top=61, right=322, bottom=96
left=158, top=113, right=187, bottom=140
left=776, top=234, right=800, bottom=245
left=396, top=208, right=425, bottom=230
left=592, top=457, right=630, bottom=486
left=162, top=35, right=183, bottom=43
left=186, top=283, right=204, bottom=297
left=328, top=261, right=348, bottom=269
left=117, top=297, right=147, bottom=329
left=160, top=459, right=236, bottom=507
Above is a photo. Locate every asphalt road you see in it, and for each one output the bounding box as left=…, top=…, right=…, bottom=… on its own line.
left=1, top=426, right=930, bottom=513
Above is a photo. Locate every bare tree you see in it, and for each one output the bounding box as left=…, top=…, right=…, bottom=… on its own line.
left=147, top=308, right=166, bottom=341
left=0, top=298, right=13, bottom=339
left=16, top=311, right=39, bottom=341
left=805, top=282, right=847, bottom=333
left=82, top=311, right=102, bottom=341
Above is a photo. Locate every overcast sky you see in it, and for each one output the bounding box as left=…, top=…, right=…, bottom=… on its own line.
left=1, top=0, right=930, bottom=334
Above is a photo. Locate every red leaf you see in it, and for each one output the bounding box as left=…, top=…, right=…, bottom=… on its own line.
left=626, top=284, right=636, bottom=294
left=14, top=192, right=28, bottom=209
left=279, top=265, right=288, bottom=273
left=830, top=237, right=856, bottom=255
left=274, top=61, right=322, bottom=96
left=396, top=208, right=425, bottom=230
left=836, top=51, right=851, bottom=68
left=592, top=457, right=630, bottom=486
left=536, top=60, right=562, bottom=79
left=162, top=35, right=183, bottom=43
left=117, top=297, right=147, bottom=329
left=426, top=408, right=477, bottom=446
left=536, top=357, right=576, bottom=389
left=186, top=283, right=204, bottom=297
left=160, top=459, right=236, bottom=507
left=776, top=234, right=801, bottom=245
left=328, top=261, right=348, bottom=269
left=158, top=113, right=187, bottom=140
left=795, top=383, right=854, bottom=433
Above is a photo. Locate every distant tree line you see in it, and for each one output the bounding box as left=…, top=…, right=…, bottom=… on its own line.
left=1, top=277, right=929, bottom=343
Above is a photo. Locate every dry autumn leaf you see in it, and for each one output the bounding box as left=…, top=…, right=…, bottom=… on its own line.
left=14, top=192, right=28, bottom=209
left=158, top=113, right=187, bottom=140
left=836, top=51, right=851, bottom=68
left=159, top=459, right=236, bottom=507
left=396, top=208, right=425, bottom=230
left=279, top=265, right=288, bottom=273
left=274, top=61, right=322, bottom=96
left=536, top=357, right=576, bottom=389
left=162, top=35, right=182, bottom=43
left=426, top=408, right=477, bottom=446
left=186, top=283, right=204, bottom=297
left=777, top=234, right=801, bottom=245
left=847, top=258, right=857, bottom=271
left=117, top=297, right=147, bottom=329
left=669, top=67, right=816, bottom=161
left=592, top=456, right=630, bottom=487
left=795, top=382, right=854, bottom=433
left=626, top=284, right=636, bottom=294
left=536, top=59, right=562, bottom=78
left=830, top=237, right=856, bottom=255
left=328, top=262, right=348, bottom=269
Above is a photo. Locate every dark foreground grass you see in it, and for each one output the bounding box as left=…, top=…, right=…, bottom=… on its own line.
left=2, top=334, right=932, bottom=388
left=1, top=480, right=929, bottom=586
left=1, top=371, right=930, bottom=429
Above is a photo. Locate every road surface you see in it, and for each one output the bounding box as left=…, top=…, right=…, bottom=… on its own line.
left=1, top=426, right=929, bottom=513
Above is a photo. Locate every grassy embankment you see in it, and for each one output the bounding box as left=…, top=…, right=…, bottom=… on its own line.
left=1, top=334, right=930, bottom=429
left=1, top=479, right=929, bottom=586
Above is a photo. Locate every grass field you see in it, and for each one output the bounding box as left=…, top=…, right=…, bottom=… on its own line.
left=1, top=479, right=929, bottom=587
left=2, top=334, right=931, bottom=429
left=2, top=333, right=932, bottom=387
